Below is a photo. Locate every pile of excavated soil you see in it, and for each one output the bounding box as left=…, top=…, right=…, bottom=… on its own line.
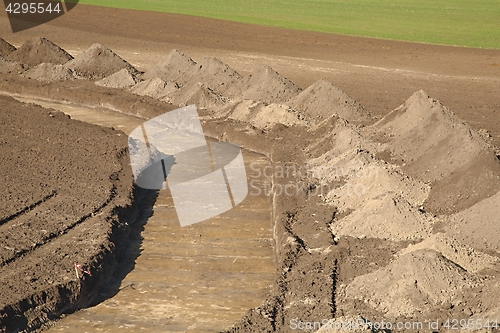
left=129, top=77, right=179, bottom=99
left=6, top=37, right=73, bottom=68
left=228, top=100, right=306, bottom=130
left=142, top=49, right=196, bottom=83
left=0, top=38, right=16, bottom=57
left=344, top=249, right=480, bottom=318
left=368, top=90, right=500, bottom=215
left=184, top=57, right=242, bottom=94
left=227, top=65, right=301, bottom=104
left=306, top=122, right=432, bottom=241
left=22, top=63, right=79, bottom=82
left=398, top=233, right=499, bottom=274
left=95, top=68, right=141, bottom=88
left=165, top=81, right=232, bottom=109
left=444, top=190, right=500, bottom=254
left=65, top=43, right=138, bottom=80
left=288, top=80, right=371, bottom=125
left=0, top=56, right=23, bottom=75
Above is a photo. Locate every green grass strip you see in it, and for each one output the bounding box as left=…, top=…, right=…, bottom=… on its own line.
left=72, top=0, right=500, bottom=49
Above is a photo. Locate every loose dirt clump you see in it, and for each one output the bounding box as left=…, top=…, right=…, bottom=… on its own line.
left=129, top=76, right=179, bottom=99
left=288, top=80, right=371, bottom=125
left=143, top=49, right=196, bottom=83
left=95, top=68, right=141, bottom=88
left=22, top=63, right=79, bottom=82
left=0, top=38, right=16, bottom=57
left=65, top=43, right=138, bottom=80
left=6, top=37, right=73, bottom=68
left=227, top=65, right=301, bottom=104
left=344, top=249, right=480, bottom=318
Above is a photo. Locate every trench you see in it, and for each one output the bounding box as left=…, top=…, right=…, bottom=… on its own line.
left=13, top=97, right=277, bottom=332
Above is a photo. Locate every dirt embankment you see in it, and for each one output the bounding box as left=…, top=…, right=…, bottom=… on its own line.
left=1, top=36, right=500, bottom=332
left=0, top=95, right=156, bottom=332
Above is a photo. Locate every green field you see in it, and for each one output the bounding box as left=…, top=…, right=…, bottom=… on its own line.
left=75, top=0, right=500, bottom=49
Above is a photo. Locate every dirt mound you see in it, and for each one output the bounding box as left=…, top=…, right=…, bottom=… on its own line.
left=331, top=193, right=433, bottom=241
left=0, top=38, right=16, bottom=57
left=370, top=90, right=500, bottom=214
left=0, top=56, right=24, bottom=74
left=95, top=68, right=140, bottom=88
left=185, top=57, right=242, bottom=93
left=444, top=190, right=500, bottom=254
left=424, top=150, right=500, bottom=214
left=288, top=80, right=371, bottom=125
left=22, top=63, right=79, bottom=82
left=6, top=37, right=73, bottom=67
left=372, top=90, right=490, bottom=182
left=228, top=100, right=306, bottom=130
left=129, top=77, right=179, bottom=99
left=345, top=249, right=480, bottom=318
left=398, top=233, right=499, bottom=273
left=166, top=81, right=232, bottom=109
left=143, top=49, right=196, bottom=83
left=228, top=65, right=301, bottom=104
left=65, top=43, right=138, bottom=80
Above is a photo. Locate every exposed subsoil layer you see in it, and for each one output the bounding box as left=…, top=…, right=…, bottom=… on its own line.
left=0, top=5, right=499, bottom=333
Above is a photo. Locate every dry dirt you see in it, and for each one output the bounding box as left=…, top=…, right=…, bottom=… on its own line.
left=1, top=5, right=500, bottom=333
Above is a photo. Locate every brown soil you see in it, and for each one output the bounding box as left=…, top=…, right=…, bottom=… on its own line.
left=0, top=95, right=155, bottom=332
left=22, top=63, right=79, bottom=82
left=64, top=43, right=138, bottom=80
left=0, top=6, right=499, bottom=333
left=95, top=68, right=140, bottom=89
left=0, top=38, right=16, bottom=57
left=6, top=37, right=72, bottom=68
